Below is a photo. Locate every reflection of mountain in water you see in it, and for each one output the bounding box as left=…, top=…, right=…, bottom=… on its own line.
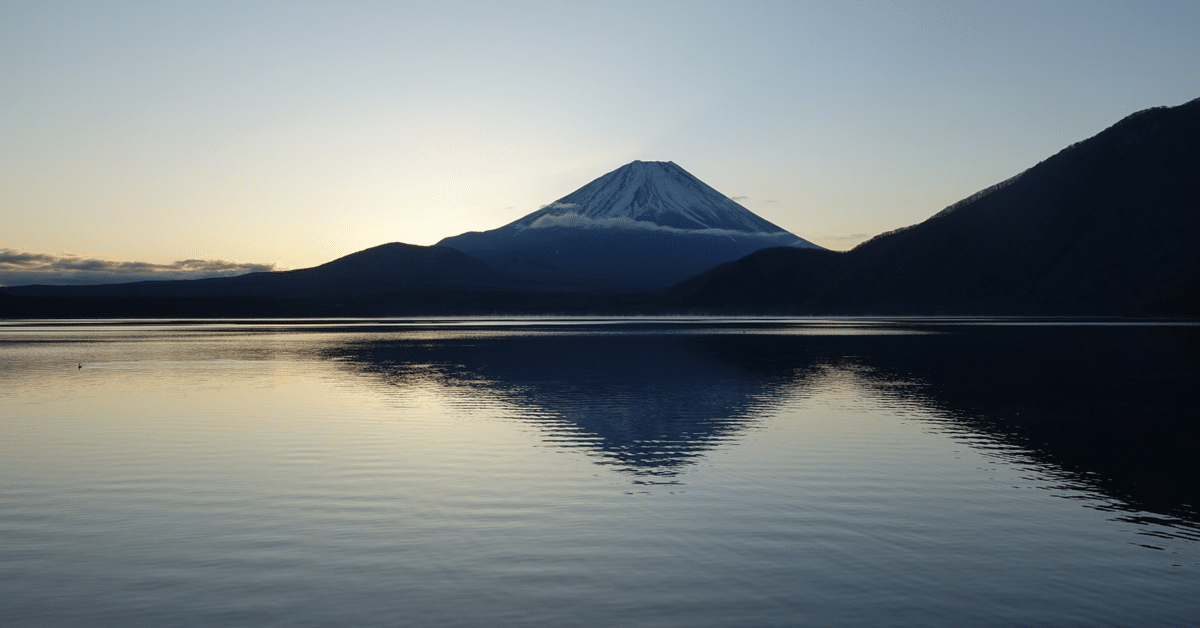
left=330, top=331, right=807, bottom=477
left=844, top=324, right=1200, bottom=523
left=326, top=320, right=1200, bottom=523
left=716, top=323, right=1200, bottom=524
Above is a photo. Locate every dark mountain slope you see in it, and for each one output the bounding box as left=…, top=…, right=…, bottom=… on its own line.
left=251, top=241, right=514, bottom=296
left=671, top=98, right=1200, bottom=315
left=665, top=247, right=846, bottom=313
left=816, top=98, right=1200, bottom=315
left=1138, top=258, right=1200, bottom=317
left=5, top=242, right=513, bottom=299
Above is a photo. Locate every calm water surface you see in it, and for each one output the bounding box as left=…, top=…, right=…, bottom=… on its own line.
left=2, top=318, right=1198, bottom=627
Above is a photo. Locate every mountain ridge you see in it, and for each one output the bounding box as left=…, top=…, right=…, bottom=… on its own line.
left=504, top=160, right=805, bottom=236
left=437, top=160, right=820, bottom=290
left=670, top=97, right=1200, bottom=315
left=3, top=242, right=516, bottom=299
left=3, top=98, right=1197, bottom=317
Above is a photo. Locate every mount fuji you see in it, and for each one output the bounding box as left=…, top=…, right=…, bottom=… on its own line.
left=437, top=161, right=821, bottom=290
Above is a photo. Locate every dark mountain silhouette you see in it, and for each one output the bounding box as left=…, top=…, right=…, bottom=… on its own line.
left=1137, top=258, right=1200, bottom=316
left=671, top=98, right=1200, bottom=315
left=4, top=242, right=512, bottom=299
left=666, top=247, right=845, bottom=312
left=437, top=160, right=821, bottom=290
left=0, top=242, right=540, bottom=317
left=4, top=100, right=1198, bottom=318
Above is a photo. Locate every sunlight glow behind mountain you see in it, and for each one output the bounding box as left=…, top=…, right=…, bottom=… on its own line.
left=2, top=2, right=1198, bottom=277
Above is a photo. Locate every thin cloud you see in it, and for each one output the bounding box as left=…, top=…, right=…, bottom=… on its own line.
left=827, top=233, right=870, bottom=241
left=0, top=249, right=276, bottom=287
left=728, top=195, right=749, bottom=202
left=538, top=202, right=580, bottom=210
left=518, top=212, right=795, bottom=240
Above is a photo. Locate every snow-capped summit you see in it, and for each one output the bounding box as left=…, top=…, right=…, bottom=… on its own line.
left=510, top=160, right=799, bottom=236
left=437, top=161, right=822, bottom=290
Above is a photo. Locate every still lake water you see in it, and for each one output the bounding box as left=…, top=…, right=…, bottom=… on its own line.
left=2, top=318, right=1199, bottom=627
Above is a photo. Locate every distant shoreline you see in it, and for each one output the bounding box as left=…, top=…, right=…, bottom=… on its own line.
left=2, top=289, right=1196, bottom=321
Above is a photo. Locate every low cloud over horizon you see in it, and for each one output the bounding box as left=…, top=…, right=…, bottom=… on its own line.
left=0, top=250, right=277, bottom=287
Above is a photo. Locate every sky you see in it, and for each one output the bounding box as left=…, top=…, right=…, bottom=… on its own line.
left=2, top=1, right=1199, bottom=285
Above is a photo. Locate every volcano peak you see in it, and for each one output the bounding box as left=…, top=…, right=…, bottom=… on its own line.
left=436, top=160, right=820, bottom=289
left=509, top=160, right=799, bottom=235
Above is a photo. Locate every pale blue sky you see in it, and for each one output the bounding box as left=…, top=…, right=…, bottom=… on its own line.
left=2, top=1, right=1198, bottom=282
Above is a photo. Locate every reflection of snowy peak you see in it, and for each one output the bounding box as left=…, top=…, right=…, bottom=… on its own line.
left=511, top=161, right=792, bottom=235
left=437, top=160, right=822, bottom=290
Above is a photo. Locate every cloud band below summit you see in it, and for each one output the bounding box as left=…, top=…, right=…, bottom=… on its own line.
left=520, top=212, right=797, bottom=239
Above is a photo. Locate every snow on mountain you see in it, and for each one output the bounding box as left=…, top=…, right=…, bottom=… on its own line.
left=436, top=160, right=822, bottom=289
left=505, top=161, right=815, bottom=243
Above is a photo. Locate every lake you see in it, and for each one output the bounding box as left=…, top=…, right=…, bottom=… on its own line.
left=2, top=318, right=1198, bottom=627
